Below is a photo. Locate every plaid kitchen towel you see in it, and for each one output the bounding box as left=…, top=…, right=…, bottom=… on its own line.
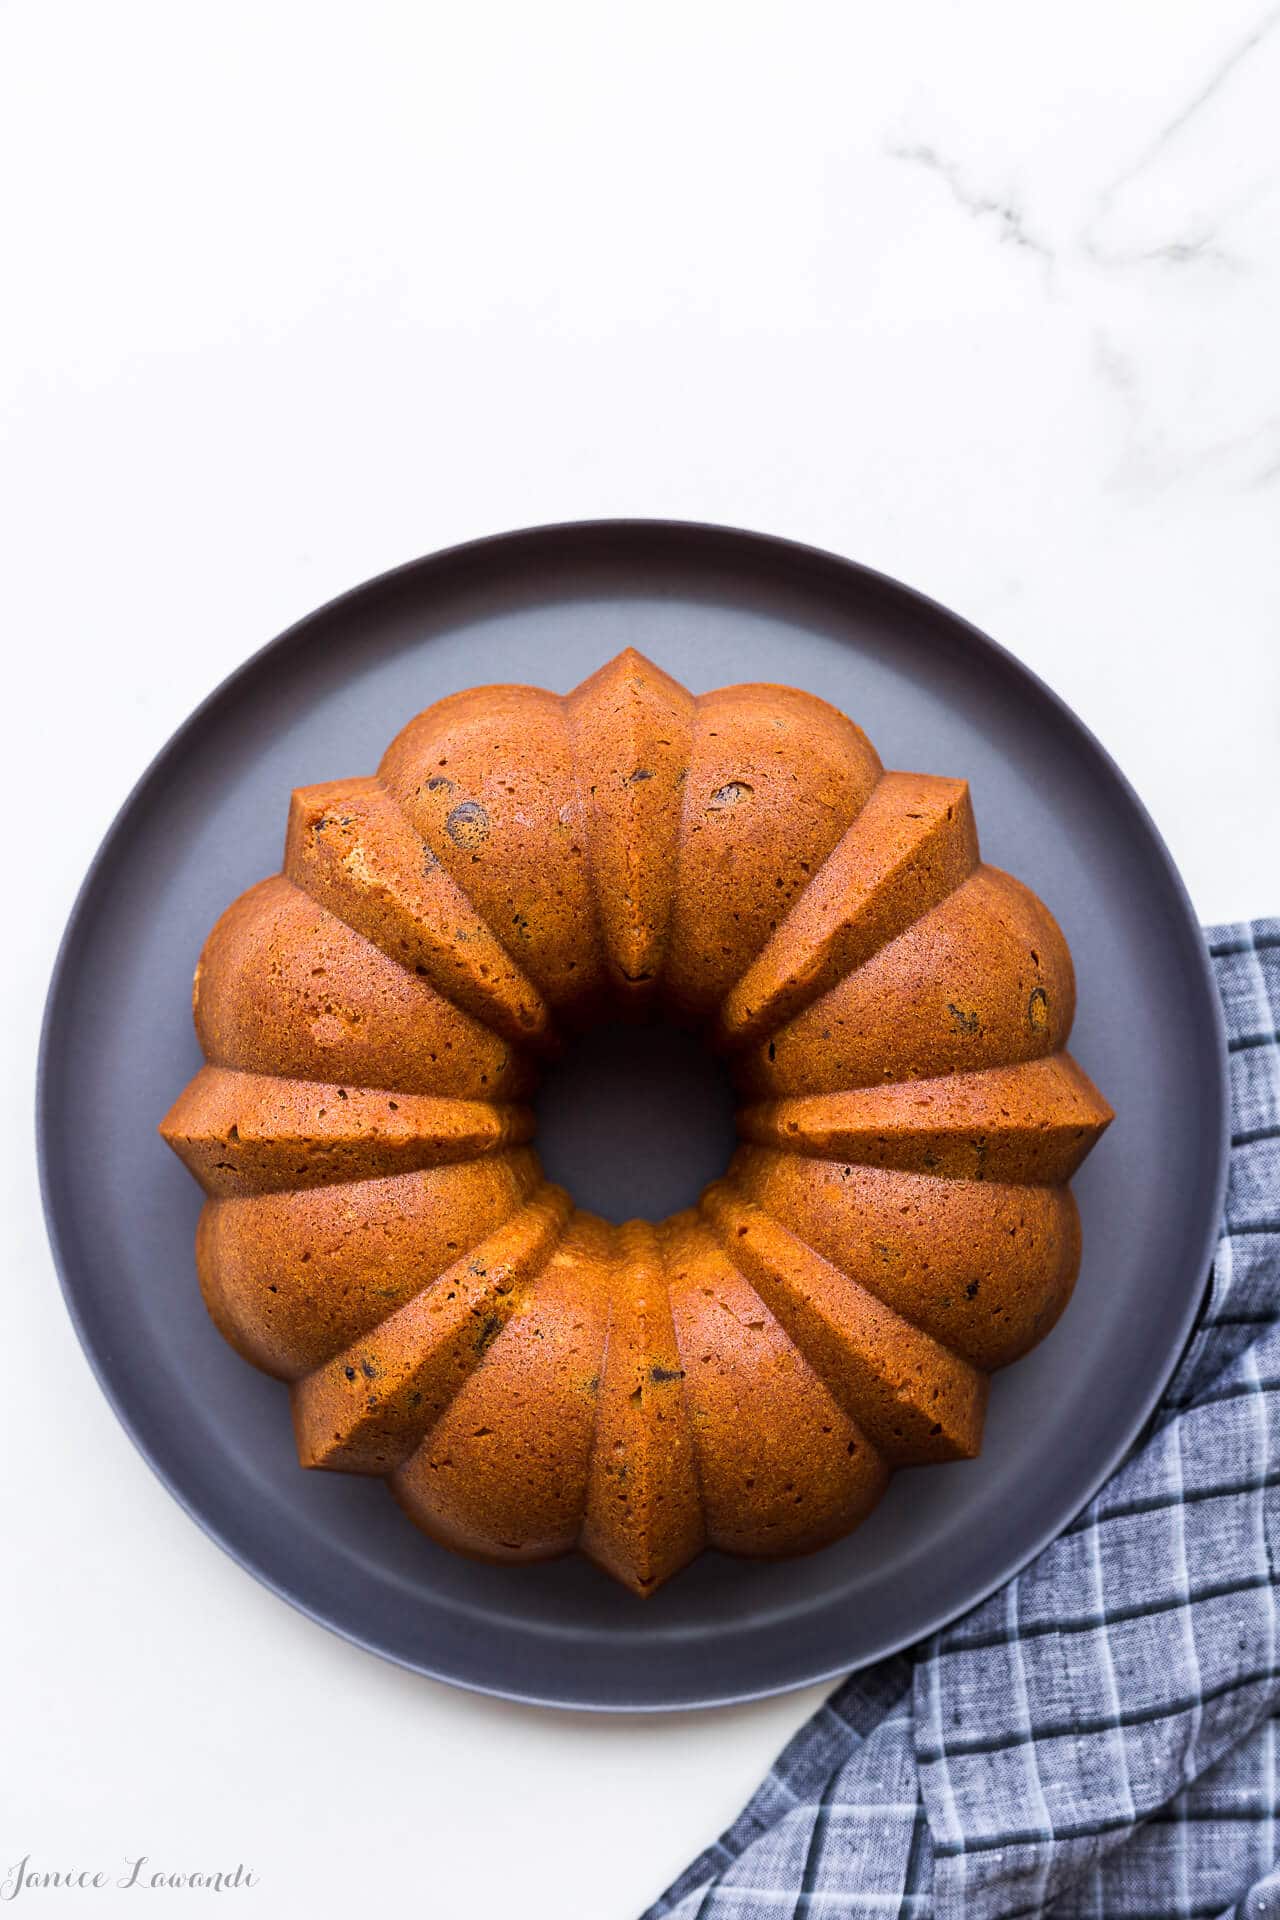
left=644, top=918, right=1280, bottom=1920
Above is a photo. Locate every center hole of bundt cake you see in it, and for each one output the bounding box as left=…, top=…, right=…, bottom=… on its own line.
left=532, top=1019, right=738, bottom=1224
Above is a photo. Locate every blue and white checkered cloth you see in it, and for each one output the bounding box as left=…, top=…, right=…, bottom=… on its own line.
left=645, top=918, right=1280, bottom=1920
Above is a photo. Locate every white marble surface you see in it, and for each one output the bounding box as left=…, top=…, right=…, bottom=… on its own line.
left=2, top=2, right=1277, bottom=1915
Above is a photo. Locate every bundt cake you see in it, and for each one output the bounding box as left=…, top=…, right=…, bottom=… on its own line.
left=160, top=648, right=1112, bottom=1595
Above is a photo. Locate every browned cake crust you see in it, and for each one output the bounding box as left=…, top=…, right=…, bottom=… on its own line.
left=160, top=649, right=1112, bottom=1595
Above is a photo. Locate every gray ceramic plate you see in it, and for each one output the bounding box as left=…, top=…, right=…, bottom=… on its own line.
left=38, top=520, right=1227, bottom=1711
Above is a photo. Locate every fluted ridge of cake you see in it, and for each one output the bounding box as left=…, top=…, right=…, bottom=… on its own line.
left=160, top=1066, right=533, bottom=1195
left=292, top=1185, right=572, bottom=1473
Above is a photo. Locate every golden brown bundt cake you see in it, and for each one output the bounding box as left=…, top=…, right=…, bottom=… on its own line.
left=160, top=649, right=1112, bottom=1595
